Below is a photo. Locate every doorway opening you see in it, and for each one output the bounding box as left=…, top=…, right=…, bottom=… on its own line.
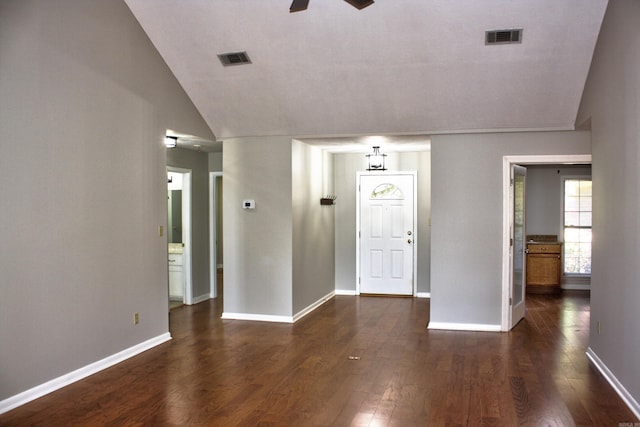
left=209, top=172, right=223, bottom=300
left=501, top=154, right=592, bottom=331
left=167, top=167, right=193, bottom=309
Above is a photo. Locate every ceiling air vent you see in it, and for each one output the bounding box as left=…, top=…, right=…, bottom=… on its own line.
left=217, top=51, right=252, bottom=67
left=486, top=29, right=522, bottom=45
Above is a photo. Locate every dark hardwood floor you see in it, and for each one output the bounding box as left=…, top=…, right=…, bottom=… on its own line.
left=1, top=291, right=637, bottom=426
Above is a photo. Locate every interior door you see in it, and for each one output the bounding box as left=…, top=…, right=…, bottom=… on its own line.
left=510, top=165, right=527, bottom=328
left=359, top=173, right=415, bottom=295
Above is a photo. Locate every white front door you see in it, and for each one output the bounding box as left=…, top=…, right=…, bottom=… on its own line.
left=359, top=173, right=416, bottom=295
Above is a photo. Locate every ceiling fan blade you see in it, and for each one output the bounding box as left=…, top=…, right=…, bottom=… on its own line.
left=290, top=0, right=310, bottom=12
left=344, top=0, right=374, bottom=10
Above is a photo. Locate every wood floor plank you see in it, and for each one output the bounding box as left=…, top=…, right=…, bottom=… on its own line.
left=1, top=291, right=638, bottom=426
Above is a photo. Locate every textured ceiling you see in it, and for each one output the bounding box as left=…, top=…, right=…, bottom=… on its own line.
left=126, top=0, right=607, bottom=150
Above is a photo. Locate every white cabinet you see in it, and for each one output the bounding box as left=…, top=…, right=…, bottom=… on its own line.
left=168, top=253, right=184, bottom=299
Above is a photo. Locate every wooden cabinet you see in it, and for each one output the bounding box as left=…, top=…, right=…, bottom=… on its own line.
left=526, top=243, right=562, bottom=294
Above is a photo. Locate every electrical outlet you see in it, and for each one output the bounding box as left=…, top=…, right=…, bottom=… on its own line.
left=134, top=312, right=139, bottom=325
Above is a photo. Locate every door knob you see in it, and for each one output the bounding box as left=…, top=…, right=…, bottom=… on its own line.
left=408, top=239, right=412, bottom=244
left=407, top=231, right=412, bottom=236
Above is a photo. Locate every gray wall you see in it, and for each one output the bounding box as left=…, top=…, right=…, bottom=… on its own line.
left=222, top=137, right=293, bottom=317
left=525, top=164, right=592, bottom=238
left=222, top=138, right=337, bottom=318
left=576, top=0, right=640, bottom=406
left=292, top=141, right=335, bottom=313
left=430, top=131, right=590, bottom=327
left=333, top=154, right=361, bottom=292
left=209, top=152, right=223, bottom=172
left=167, top=147, right=211, bottom=300
left=0, top=0, right=214, bottom=401
left=334, top=151, right=431, bottom=294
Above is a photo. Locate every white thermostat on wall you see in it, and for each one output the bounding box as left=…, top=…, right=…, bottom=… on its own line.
left=242, top=199, right=255, bottom=209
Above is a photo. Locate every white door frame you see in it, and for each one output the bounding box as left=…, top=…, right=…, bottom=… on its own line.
left=167, top=166, right=193, bottom=305
left=209, top=172, right=223, bottom=299
left=501, top=154, right=591, bottom=331
left=356, top=171, right=418, bottom=296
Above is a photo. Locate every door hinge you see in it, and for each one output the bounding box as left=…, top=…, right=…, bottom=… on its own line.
left=359, top=277, right=361, bottom=284
left=509, top=297, right=512, bottom=305
left=510, top=178, right=514, bottom=186
left=510, top=238, right=513, bottom=247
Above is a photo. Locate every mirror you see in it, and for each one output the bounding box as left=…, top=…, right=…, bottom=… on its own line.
left=167, top=171, right=183, bottom=244
left=168, top=190, right=182, bottom=243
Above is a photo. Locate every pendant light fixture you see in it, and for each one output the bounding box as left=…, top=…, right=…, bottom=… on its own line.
left=366, top=146, right=387, bottom=171
left=164, top=136, right=178, bottom=148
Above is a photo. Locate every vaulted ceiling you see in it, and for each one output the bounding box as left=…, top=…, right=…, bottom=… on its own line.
left=125, top=0, right=608, bottom=151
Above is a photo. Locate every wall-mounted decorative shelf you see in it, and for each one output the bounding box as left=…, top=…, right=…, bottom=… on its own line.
left=320, top=195, right=337, bottom=206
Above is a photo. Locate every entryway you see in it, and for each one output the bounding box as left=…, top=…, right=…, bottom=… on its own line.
left=501, top=154, right=592, bottom=331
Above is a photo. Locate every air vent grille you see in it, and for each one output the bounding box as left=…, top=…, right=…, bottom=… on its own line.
left=486, top=29, right=522, bottom=45
left=218, top=51, right=252, bottom=67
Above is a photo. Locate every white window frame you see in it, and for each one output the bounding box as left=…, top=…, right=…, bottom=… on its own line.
left=561, top=175, right=592, bottom=276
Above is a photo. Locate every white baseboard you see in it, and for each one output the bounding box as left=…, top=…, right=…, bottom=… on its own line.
left=0, top=333, right=171, bottom=415
left=562, top=276, right=590, bottom=289
left=192, top=293, right=211, bottom=304
left=221, top=312, right=294, bottom=323
left=293, top=291, right=335, bottom=322
left=427, top=322, right=501, bottom=332
left=586, top=347, right=640, bottom=420
left=335, top=290, right=429, bottom=298
left=561, top=284, right=591, bottom=291
left=221, top=292, right=336, bottom=324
